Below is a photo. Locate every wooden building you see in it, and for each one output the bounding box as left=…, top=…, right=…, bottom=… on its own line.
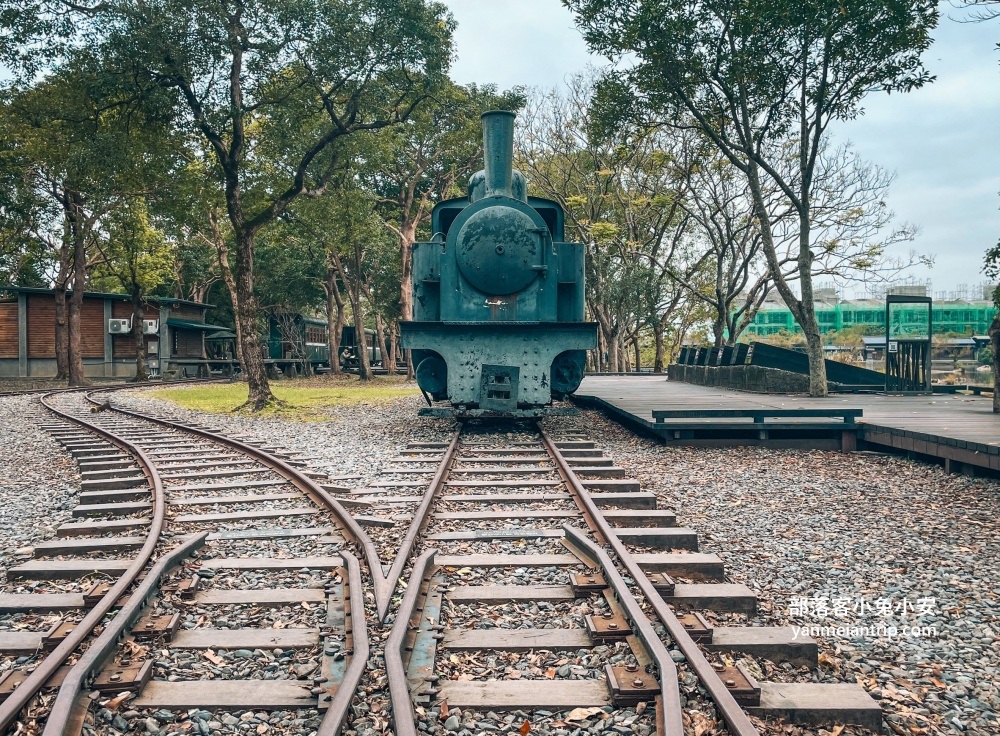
left=0, top=286, right=230, bottom=379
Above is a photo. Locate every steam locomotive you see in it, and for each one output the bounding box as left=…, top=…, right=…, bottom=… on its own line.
left=400, top=110, right=597, bottom=417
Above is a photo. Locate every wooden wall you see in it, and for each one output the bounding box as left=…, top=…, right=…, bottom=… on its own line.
left=27, top=294, right=105, bottom=359
left=0, top=300, right=18, bottom=358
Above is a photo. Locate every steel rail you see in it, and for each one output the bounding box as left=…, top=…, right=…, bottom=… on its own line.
left=317, top=550, right=369, bottom=736
left=378, top=430, right=460, bottom=620
left=562, top=525, right=683, bottom=736
left=385, top=549, right=436, bottom=736
left=94, top=401, right=391, bottom=615
left=41, top=534, right=208, bottom=736
left=78, top=394, right=371, bottom=735
left=538, top=427, right=762, bottom=736
left=0, top=392, right=172, bottom=734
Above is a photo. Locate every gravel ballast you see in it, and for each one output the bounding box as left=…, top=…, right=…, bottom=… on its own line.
left=547, top=405, right=1000, bottom=736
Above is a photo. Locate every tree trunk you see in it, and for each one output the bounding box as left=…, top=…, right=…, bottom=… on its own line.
left=325, top=268, right=345, bottom=374
left=745, top=160, right=827, bottom=396
left=54, top=285, right=69, bottom=381
left=653, top=320, right=665, bottom=373
left=67, top=230, right=88, bottom=387
left=399, top=219, right=417, bottom=323
left=131, top=291, right=148, bottom=382
left=217, top=244, right=246, bottom=369
left=374, top=312, right=388, bottom=371
left=385, top=320, right=399, bottom=374
left=351, top=294, right=373, bottom=380
left=608, top=334, right=620, bottom=373
left=233, top=231, right=274, bottom=409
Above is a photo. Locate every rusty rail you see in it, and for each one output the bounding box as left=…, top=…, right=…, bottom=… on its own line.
left=95, top=400, right=390, bottom=615
left=538, top=426, right=761, bottom=736
left=386, top=549, right=436, bottom=736
left=562, top=525, right=684, bottom=736
left=0, top=392, right=172, bottom=733
left=41, top=534, right=208, bottom=736
left=379, top=431, right=460, bottom=619
left=317, top=550, right=369, bottom=736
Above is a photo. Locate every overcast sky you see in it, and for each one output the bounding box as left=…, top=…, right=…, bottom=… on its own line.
left=442, top=0, right=1000, bottom=297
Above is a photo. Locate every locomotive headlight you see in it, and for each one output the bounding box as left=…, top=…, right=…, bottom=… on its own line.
left=456, top=205, right=540, bottom=296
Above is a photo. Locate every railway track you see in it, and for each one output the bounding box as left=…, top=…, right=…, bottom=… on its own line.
left=0, top=390, right=370, bottom=735
left=0, top=388, right=881, bottom=735
left=375, top=423, right=880, bottom=735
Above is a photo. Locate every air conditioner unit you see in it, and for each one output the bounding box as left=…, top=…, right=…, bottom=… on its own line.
left=143, top=319, right=159, bottom=335
left=108, top=318, right=132, bottom=334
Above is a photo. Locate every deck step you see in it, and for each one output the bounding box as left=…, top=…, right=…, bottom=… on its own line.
left=748, top=683, right=881, bottom=731
left=663, top=583, right=757, bottom=613
left=442, top=629, right=591, bottom=651
left=707, top=627, right=818, bottom=668
left=439, top=680, right=609, bottom=709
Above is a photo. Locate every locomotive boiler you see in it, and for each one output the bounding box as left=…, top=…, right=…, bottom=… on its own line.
left=400, top=110, right=597, bottom=417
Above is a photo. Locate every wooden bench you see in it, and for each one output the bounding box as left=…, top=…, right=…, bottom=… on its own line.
left=651, top=408, right=863, bottom=449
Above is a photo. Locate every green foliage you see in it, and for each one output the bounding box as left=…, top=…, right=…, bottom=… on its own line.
left=91, top=200, right=176, bottom=294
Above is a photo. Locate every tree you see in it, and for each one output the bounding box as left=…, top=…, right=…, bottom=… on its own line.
left=4, top=0, right=454, bottom=408
left=91, top=200, right=176, bottom=381
left=566, top=0, right=938, bottom=395
left=517, top=73, right=700, bottom=372
left=3, top=56, right=171, bottom=385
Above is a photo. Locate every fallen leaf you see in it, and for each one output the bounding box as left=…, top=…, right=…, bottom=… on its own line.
left=544, top=667, right=556, bottom=679
left=831, top=726, right=845, bottom=736
left=204, top=650, right=223, bottom=666
left=440, top=701, right=449, bottom=719
left=565, top=707, right=602, bottom=724
left=519, top=721, right=531, bottom=735
left=103, top=692, right=132, bottom=711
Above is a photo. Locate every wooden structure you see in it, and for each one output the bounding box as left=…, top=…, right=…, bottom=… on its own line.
left=0, top=286, right=230, bottom=379
left=574, top=375, right=1000, bottom=476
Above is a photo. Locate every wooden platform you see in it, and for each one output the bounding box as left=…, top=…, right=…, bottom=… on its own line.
left=574, top=375, right=1000, bottom=475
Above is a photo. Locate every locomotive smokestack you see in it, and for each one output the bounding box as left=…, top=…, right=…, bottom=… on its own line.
left=481, top=110, right=515, bottom=198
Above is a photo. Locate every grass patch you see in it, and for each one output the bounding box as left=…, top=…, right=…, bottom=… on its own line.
left=148, top=376, right=419, bottom=419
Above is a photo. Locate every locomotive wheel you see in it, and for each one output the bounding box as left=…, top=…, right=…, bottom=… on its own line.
left=415, top=355, right=448, bottom=398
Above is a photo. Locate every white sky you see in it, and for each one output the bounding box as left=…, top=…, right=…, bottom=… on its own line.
left=442, top=0, right=1000, bottom=296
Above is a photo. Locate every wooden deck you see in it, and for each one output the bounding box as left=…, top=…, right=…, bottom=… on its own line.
left=574, top=375, right=1000, bottom=475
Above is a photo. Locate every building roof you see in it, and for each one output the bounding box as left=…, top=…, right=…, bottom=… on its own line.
left=166, top=318, right=229, bottom=332
left=0, top=285, right=212, bottom=309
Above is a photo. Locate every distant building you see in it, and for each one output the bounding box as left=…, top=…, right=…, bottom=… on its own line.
left=0, top=286, right=230, bottom=379
left=743, top=285, right=997, bottom=338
